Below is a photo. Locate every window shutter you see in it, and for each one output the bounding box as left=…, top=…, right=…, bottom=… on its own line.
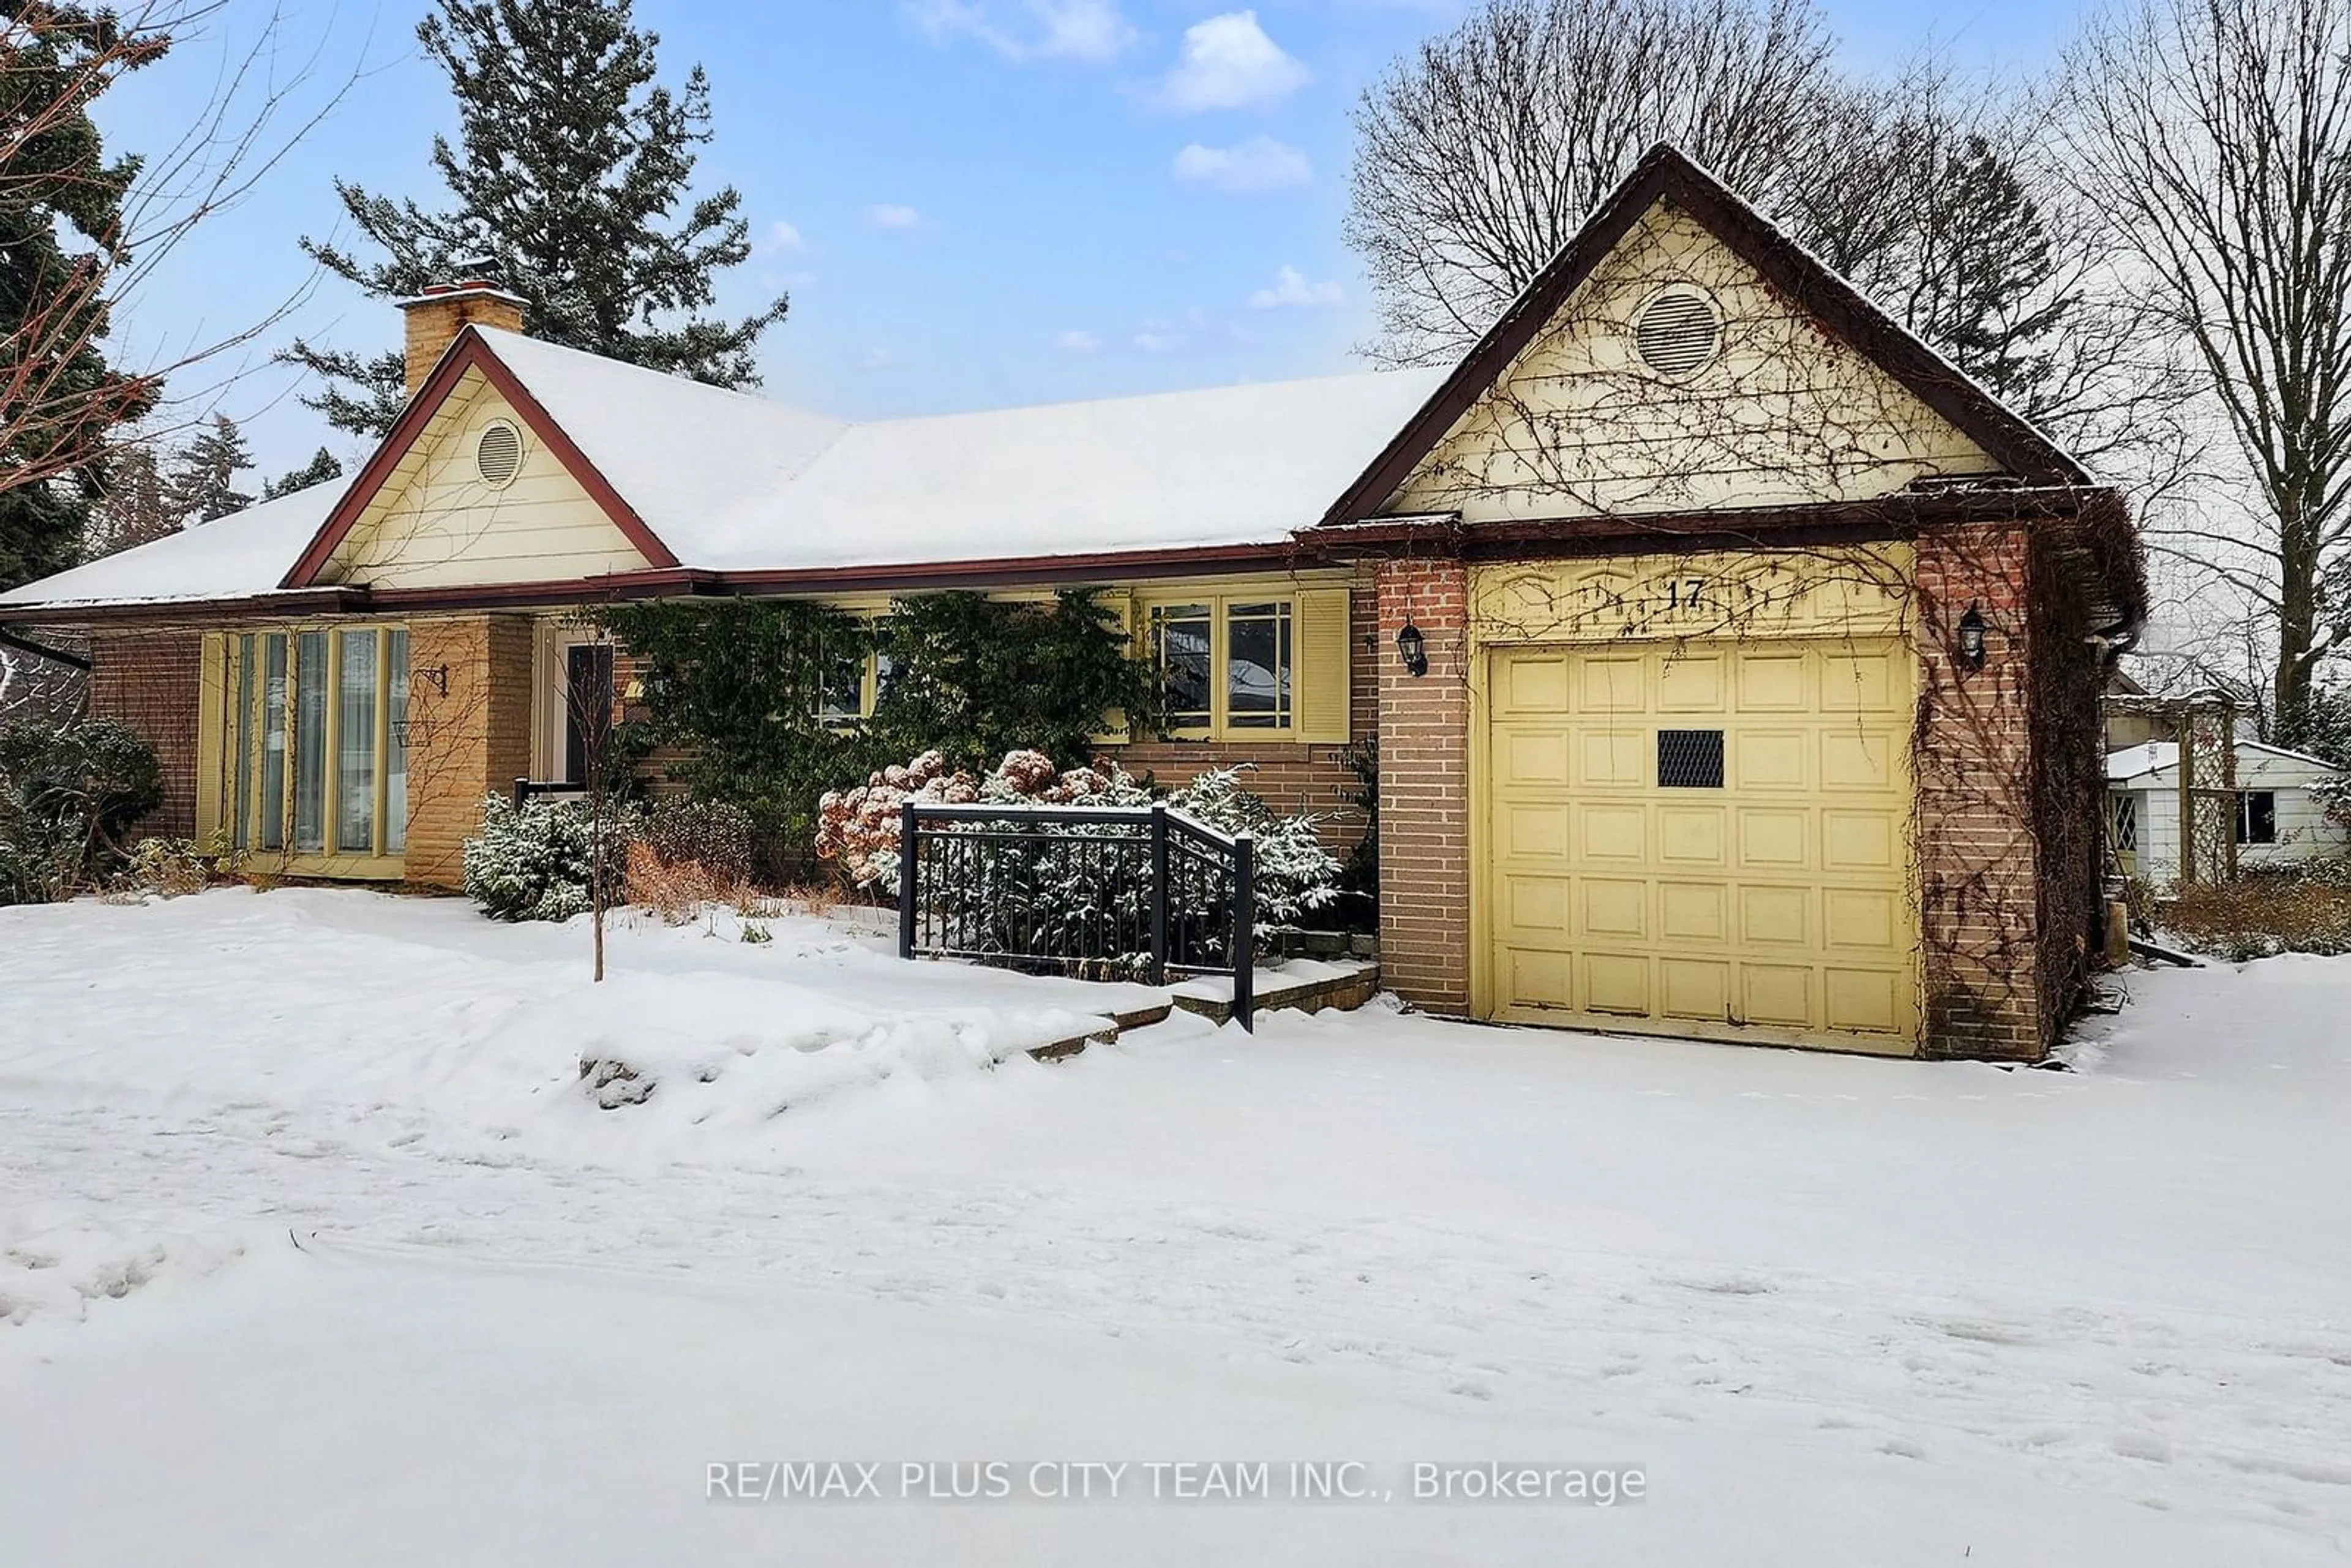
left=1295, top=586, right=1353, bottom=745
left=195, top=632, right=228, bottom=846
left=1089, top=589, right=1137, bottom=746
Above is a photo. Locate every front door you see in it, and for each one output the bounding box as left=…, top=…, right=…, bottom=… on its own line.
left=561, top=641, right=615, bottom=786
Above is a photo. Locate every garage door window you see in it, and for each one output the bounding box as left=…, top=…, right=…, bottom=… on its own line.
left=1657, top=729, right=1726, bottom=789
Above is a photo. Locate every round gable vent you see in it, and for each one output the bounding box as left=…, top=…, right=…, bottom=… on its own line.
left=475, top=419, right=524, bottom=488
left=1633, top=290, right=1722, bottom=377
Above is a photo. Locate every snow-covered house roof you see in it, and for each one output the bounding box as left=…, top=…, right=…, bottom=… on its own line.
left=0, top=484, right=341, bottom=611
left=485, top=331, right=1450, bottom=573
left=2107, top=740, right=2345, bottom=787
left=0, top=324, right=1449, bottom=613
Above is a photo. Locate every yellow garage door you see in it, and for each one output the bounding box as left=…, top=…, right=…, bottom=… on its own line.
left=1482, top=639, right=1919, bottom=1052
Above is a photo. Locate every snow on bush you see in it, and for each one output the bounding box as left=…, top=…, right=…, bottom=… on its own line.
left=2312, top=772, right=2350, bottom=831
left=462, top=794, right=633, bottom=923
left=815, top=749, right=1141, bottom=886
left=814, top=749, right=1342, bottom=948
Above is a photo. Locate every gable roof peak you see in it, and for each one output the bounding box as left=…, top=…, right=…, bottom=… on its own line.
left=1315, top=139, right=2089, bottom=529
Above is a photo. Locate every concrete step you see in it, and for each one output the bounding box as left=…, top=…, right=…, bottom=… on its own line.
left=1023, top=961, right=1381, bottom=1060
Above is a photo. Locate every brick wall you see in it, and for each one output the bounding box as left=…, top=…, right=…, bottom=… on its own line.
left=403, top=614, right=534, bottom=887
left=2028, top=527, right=2110, bottom=1046
left=86, top=628, right=201, bottom=839
left=1913, top=522, right=2048, bottom=1060
left=1374, top=555, right=1471, bottom=1013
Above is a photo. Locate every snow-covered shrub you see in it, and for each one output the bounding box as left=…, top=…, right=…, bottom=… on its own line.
left=462, top=794, right=633, bottom=923
left=816, top=748, right=1149, bottom=888
left=817, top=751, right=1340, bottom=972
left=1157, top=768, right=1340, bottom=928
left=2312, top=773, right=2351, bottom=832
left=0, top=718, right=163, bottom=905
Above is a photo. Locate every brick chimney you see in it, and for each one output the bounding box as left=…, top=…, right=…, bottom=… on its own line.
left=398, top=280, right=527, bottom=397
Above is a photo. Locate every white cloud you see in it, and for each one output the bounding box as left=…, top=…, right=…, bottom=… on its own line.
left=1248, top=265, right=1345, bottom=309
left=867, top=204, right=922, bottom=230
left=1171, top=135, right=1311, bottom=193
left=859, top=347, right=902, bottom=370
left=768, top=220, right=806, bottom=252
left=1153, top=11, right=1310, bottom=112
left=908, top=0, right=1138, bottom=63
left=1132, top=329, right=1183, bottom=353
left=1055, top=329, right=1103, bottom=351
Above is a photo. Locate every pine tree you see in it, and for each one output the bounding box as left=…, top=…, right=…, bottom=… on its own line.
left=263, top=447, right=344, bottom=500
left=164, top=415, right=254, bottom=523
left=0, top=2, right=164, bottom=590
left=286, top=0, right=786, bottom=439
left=1907, top=136, right=2074, bottom=413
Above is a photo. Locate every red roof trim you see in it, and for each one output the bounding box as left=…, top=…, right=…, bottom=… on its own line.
left=1311, top=143, right=2087, bottom=533
left=279, top=328, right=680, bottom=589
left=26, top=542, right=1327, bottom=623
left=353, top=542, right=1314, bottom=609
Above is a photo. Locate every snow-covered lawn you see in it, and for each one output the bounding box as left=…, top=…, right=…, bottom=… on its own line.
left=2, top=888, right=2347, bottom=1564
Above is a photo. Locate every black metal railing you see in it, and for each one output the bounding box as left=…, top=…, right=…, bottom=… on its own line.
left=897, top=802, right=1255, bottom=1030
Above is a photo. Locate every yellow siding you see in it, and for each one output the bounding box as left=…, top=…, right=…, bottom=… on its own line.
left=1470, top=544, right=1914, bottom=646
left=1389, top=203, right=1999, bottom=523
left=318, top=369, right=650, bottom=589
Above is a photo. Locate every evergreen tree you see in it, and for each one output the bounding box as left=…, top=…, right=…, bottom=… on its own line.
left=1907, top=136, right=2074, bottom=413
left=163, top=415, right=254, bottom=523
left=263, top=446, right=344, bottom=500
left=287, top=0, right=786, bottom=439
left=0, top=2, right=164, bottom=590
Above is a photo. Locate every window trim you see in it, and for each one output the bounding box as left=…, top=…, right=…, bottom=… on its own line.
left=2236, top=789, right=2278, bottom=847
left=814, top=620, right=888, bottom=728
left=1140, top=590, right=1300, bottom=742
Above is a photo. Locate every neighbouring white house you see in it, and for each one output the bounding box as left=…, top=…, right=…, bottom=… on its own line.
left=2107, top=738, right=2350, bottom=882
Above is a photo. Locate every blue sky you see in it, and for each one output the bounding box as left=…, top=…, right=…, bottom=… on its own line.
left=99, top=0, right=2088, bottom=482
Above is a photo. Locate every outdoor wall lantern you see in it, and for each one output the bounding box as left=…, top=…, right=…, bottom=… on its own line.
left=1957, top=604, right=1988, bottom=671
left=1396, top=622, right=1429, bottom=677
left=419, top=664, right=450, bottom=697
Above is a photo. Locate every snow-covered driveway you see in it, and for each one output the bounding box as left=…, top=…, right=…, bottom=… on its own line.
left=2, top=888, right=2347, bottom=1564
